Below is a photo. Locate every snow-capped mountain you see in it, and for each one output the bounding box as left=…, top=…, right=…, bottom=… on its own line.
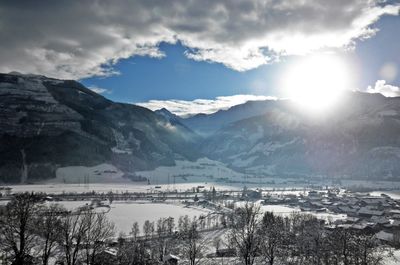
left=201, top=92, right=400, bottom=179
left=0, top=73, right=199, bottom=183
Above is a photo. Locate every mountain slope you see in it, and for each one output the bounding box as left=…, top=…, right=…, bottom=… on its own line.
left=0, top=73, right=199, bottom=183
left=181, top=99, right=280, bottom=136
left=201, top=92, right=400, bottom=179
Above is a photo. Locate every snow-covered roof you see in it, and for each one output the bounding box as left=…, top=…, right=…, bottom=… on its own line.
left=375, top=231, right=394, bottom=242
left=358, top=207, right=384, bottom=216
left=103, top=248, right=118, bottom=256
left=164, top=254, right=180, bottom=261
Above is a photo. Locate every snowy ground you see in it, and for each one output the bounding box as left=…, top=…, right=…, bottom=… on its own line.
left=383, top=249, right=400, bottom=265
left=136, top=158, right=246, bottom=184
left=53, top=163, right=128, bottom=183
left=46, top=200, right=212, bottom=235
left=371, top=190, right=400, bottom=199
left=235, top=201, right=347, bottom=222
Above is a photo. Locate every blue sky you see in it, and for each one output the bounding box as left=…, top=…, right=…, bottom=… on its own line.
left=81, top=15, right=400, bottom=105
left=1, top=1, right=399, bottom=115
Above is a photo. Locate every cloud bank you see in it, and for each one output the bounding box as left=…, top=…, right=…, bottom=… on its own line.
left=137, top=95, right=275, bottom=117
left=0, top=1, right=398, bottom=79
left=367, top=80, right=400, bottom=97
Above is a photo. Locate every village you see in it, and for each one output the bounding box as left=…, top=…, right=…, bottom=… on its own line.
left=2, top=184, right=400, bottom=250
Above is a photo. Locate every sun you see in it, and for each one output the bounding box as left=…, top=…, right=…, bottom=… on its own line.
left=281, top=54, right=351, bottom=112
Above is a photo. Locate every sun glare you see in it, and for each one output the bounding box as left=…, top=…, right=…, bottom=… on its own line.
left=282, top=54, right=351, bottom=112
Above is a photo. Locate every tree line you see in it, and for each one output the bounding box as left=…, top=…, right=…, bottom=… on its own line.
left=0, top=193, right=394, bottom=265
left=228, top=203, right=391, bottom=265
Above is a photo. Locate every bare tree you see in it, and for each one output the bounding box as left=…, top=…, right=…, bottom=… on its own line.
left=82, top=211, right=115, bottom=265
left=228, top=202, right=262, bottom=265
left=178, top=215, right=190, bottom=233
left=166, top=217, right=175, bottom=235
left=0, top=193, right=39, bottom=265
left=130, top=221, right=140, bottom=241
left=156, top=217, right=168, bottom=261
left=34, top=204, right=64, bottom=265
left=59, top=210, right=88, bottom=265
left=180, top=218, right=207, bottom=265
left=143, top=220, right=154, bottom=240
left=259, top=212, right=287, bottom=265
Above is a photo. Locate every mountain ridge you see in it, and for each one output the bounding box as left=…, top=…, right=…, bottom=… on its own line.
left=0, top=73, right=199, bottom=183
left=201, top=92, right=400, bottom=179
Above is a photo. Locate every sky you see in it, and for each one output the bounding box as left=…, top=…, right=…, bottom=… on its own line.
left=0, top=1, right=399, bottom=115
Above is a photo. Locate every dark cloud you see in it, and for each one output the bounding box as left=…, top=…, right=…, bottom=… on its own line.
left=0, top=0, right=398, bottom=78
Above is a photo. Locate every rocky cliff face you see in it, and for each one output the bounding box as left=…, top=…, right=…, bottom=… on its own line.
left=0, top=73, right=199, bottom=183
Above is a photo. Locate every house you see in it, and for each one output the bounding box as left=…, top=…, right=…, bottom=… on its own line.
left=164, top=254, right=180, bottom=265
left=216, top=248, right=236, bottom=257
left=337, top=206, right=358, bottom=216
left=359, top=197, right=386, bottom=207
left=243, top=190, right=262, bottom=199
left=389, top=209, right=400, bottom=215
left=357, top=207, right=384, bottom=218
left=391, top=214, right=400, bottom=219
left=375, top=231, right=394, bottom=243
left=94, top=248, right=118, bottom=265
left=371, top=216, right=390, bottom=225
left=384, top=220, right=400, bottom=228
left=308, top=191, right=320, bottom=199
left=345, top=217, right=359, bottom=224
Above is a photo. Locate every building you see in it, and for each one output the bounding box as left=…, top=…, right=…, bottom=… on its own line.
left=164, top=254, right=180, bottom=265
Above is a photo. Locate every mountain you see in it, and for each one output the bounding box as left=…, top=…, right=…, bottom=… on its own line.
left=181, top=99, right=280, bottom=136
left=201, top=92, right=400, bottom=179
left=2, top=72, right=400, bottom=183
left=0, top=73, right=199, bottom=183
left=155, top=108, right=186, bottom=126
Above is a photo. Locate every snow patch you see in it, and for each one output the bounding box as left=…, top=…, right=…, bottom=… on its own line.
left=249, top=137, right=298, bottom=156
left=136, top=157, right=246, bottom=184
left=55, top=163, right=126, bottom=183
left=369, top=146, right=400, bottom=158
left=231, top=155, right=258, bottom=167
left=111, top=147, right=132, bottom=155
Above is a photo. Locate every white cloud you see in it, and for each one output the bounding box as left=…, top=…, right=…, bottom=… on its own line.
left=0, top=1, right=398, bottom=78
left=88, top=86, right=111, bottom=94
left=367, top=80, right=400, bottom=97
left=136, top=95, right=275, bottom=117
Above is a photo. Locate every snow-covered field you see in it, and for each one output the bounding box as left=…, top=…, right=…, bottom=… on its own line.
left=47, top=200, right=211, bottom=235
left=235, top=202, right=347, bottom=222
left=107, top=202, right=211, bottom=235
left=136, top=157, right=246, bottom=184
left=54, top=163, right=128, bottom=183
